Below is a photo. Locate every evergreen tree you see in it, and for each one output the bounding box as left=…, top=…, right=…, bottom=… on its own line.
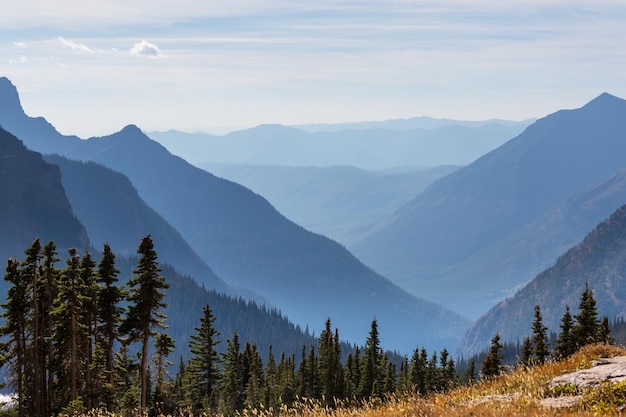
left=520, top=337, right=533, bottom=367
left=531, top=305, right=549, bottom=364
left=554, top=305, right=576, bottom=359
left=220, top=332, right=244, bottom=415
left=152, top=332, right=175, bottom=412
left=409, top=347, right=427, bottom=395
left=0, top=257, right=28, bottom=417
left=463, top=358, right=476, bottom=385
left=596, top=316, right=613, bottom=345
left=186, top=303, right=221, bottom=411
left=318, top=318, right=342, bottom=406
left=243, top=343, right=264, bottom=410
left=357, top=318, right=383, bottom=399
left=120, top=235, right=170, bottom=413
left=573, top=283, right=599, bottom=348
left=40, top=241, right=59, bottom=416
left=481, top=333, right=504, bottom=378
left=95, top=243, right=124, bottom=411
left=52, top=247, right=84, bottom=406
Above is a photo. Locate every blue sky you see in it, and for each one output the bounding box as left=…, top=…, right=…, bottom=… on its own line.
left=1, top=1, right=625, bottom=137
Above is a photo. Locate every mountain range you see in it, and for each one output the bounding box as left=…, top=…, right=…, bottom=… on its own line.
left=0, top=76, right=468, bottom=353
left=350, top=93, right=626, bottom=319
left=200, top=164, right=458, bottom=245
left=148, top=121, right=529, bottom=170
left=457, top=202, right=626, bottom=356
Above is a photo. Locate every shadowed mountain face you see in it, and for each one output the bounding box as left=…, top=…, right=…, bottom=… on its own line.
left=43, top=155, right=235, bottom=296
left=350, top=93, right=626, bottom=319
left=0, top=127, right=88, bottom=258
left=457, top=203, right=626, bottom=357
left=0, top=77, right=469, bottom=353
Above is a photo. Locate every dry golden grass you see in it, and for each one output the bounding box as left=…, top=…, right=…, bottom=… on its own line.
left=76, top=344, right=626, bottom=417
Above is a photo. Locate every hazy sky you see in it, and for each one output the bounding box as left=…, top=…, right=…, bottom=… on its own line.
left=1, top=1, right=625, bottom=137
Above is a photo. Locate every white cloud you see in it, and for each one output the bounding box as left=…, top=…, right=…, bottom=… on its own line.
left=13, top=41, right=27, bottom=48
left=58, top=37, right=99, bottom=53
left=9, top=55, right=28, bottom=65
left=129, top=40, right=165, bottom=58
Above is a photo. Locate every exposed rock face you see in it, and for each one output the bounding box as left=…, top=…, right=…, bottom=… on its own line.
left=549, top=356, right=626, bottom=389
left=541, top=356, right=626, bottom=409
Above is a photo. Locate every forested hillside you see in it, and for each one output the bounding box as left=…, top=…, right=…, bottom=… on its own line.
left=457, top=203, right=626, bottom=356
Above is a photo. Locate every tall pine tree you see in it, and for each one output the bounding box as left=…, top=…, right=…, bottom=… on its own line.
left=120, top=235, right=170, bottom=413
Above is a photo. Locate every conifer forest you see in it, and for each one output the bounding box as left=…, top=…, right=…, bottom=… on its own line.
left=0, top=236, right=614, bottom=417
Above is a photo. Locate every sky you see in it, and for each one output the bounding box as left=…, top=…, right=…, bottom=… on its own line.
left=1, top=1, right=625, bottom=137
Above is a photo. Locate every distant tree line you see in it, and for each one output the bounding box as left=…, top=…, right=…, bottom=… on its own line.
left=475, top=283, right=613, bottom=379
left=0, top=237, right=618, bottom=416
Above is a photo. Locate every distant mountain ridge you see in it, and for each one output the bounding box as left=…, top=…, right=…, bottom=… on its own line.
left=148, top=122, right=528, bottom=169
left=0, top=127, right=88, bottom=257
left=350, top=92, right=626, bottom=319
left=201, top=164, right=459, bottom=245
left=457, top=203, right=626, bottom=356
left=0, top=77, right=469, bottom=353
left=43, top=155, right=236, bottom=296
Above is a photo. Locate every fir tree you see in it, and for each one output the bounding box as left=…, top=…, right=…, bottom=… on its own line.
left=520, top=337, right=533, bottom=367
left=357, top=318, right=383, bottom=399
left=554, top=305, right=576, bottom=359
left=573, top=283, right=599, bottom=348
left=463, top=358, right=476, bottom=385
left=596, top=316, right=613, bottom=345
left=120, top=235, right=170, bottom=413
left=318, top=318, right=342, bottom=406
left=186, top=303, right=221, bottom=411
left=95, top=243, right=124, bottom=411
left=531, top=305, right=549, bottom=364
left=220, top=332, right=244, bottom=415
left=481, top=333, right=504, bottom=378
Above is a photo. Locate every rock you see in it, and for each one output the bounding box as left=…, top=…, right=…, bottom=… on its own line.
left=548, top=356, right=626, bottom=389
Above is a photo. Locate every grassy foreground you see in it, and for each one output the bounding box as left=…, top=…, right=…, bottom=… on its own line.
left=72, top=344, right=626, bottom=417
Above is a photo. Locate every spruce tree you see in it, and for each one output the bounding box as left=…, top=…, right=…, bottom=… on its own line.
left=120, top=235, right=170, bottom=413
left=463, top=358, right=476, bottom=385
left=357, top=318, right=383, bottom=399
left=220, top=332, right=244, bottom=415
left=186, top=303, right=221, bottom=411
left=0, top=257, right=28, bottom=417
left=554, top=305, right=576, bottom=359
left=596, top=316, right=613, bottom=345
left=531, top=305, right=549, bottom=364
left=318, top=318, right=342, bottom=406
left=573, top=283, right=599, bottom=348
left=95, top=243, right=124, bottom=411
left=481, top=333, right=504, bottom=378
left=520, top=337, right=533, bottom=367
left=153, top=332, right=175, bottom=411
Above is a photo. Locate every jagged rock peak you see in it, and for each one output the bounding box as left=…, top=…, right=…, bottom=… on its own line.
left=0, top=76, right=26, bottom=116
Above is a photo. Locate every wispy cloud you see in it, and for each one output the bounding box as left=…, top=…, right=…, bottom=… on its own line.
left=9, top=55, right=28, bottom=65
left=58, top=37, right=99, bottom=53
left=13, top=41, right=27, bottom=48
left=129, top=40, right=165, bottom=58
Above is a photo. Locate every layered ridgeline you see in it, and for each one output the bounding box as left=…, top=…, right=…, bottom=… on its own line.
left=350, top=93, right=626, bottom=319
left=0, top=127, right=87, bottom=256
left=0, top=126, right=321, bottom=361
left=0, top=77, right=469, bottom=353
left=43, top=155, right=236, bottom=297
left=201, top=164, right=459, bottom=245
left=149, top=121, right=528, bottom=170
left=457, top=203, right=626, bottom=356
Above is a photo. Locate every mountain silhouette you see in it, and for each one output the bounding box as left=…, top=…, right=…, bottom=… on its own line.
left=350, top=92, right=626, bottom=319
left=0, top=77, right=469, bottom=353
left=0, top=127, right=88, bottom=257
left=43, top=154, right=236, bottom=295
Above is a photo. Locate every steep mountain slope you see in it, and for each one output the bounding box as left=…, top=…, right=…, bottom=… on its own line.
left=0, top=127, right=88, bottom=257
left=457, top=203, right=626, bottom=356
left=350, top=93, right=626, bottom=319
left=43, top=155, right=235, bottom=295
left=0, top=77, right=469, bottom=353
left=201, top=164, right=458, bottom=245
left=149, top=122, right=527, bottom=169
